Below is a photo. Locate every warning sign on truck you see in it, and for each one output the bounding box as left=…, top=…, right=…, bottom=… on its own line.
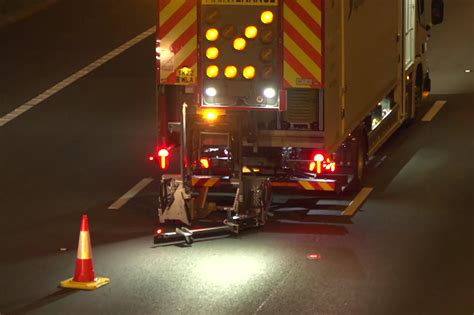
left=176, top=67, right=195, bottom=85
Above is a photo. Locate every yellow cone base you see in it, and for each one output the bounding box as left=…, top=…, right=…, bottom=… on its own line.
left=60, top=277, right=110, bottom=290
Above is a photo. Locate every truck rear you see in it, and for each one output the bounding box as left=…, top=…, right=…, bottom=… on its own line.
left=152, top=0, right=442, bottom=236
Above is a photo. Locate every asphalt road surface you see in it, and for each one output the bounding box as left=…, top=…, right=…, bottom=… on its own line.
left=0, top=1, right=472, bottom=314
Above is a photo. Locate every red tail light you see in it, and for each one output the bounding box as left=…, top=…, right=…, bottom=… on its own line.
left=157, top=148, right=170, bottom=170
left=155, top=228, right=163, bottom=235
left=313, top=153, right=324, bottom=162
left=200, top=158, right=210, bottom=169
left=309, top=153, right=336, bottom=174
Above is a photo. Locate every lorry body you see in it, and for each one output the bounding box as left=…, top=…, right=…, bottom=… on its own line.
left=153, top=0, right=442, bottom=233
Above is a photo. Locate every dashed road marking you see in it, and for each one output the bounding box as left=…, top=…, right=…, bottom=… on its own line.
left=422, top=100, right=446, bottom=122
left=374, top=155, right=387, bottom=169
left=108, top=178, right=154, bottom=210
left=0, top=26, right=155, bottom=127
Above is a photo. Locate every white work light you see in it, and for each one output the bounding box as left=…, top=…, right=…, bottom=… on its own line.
left=205, top=87, right=217, bottom=97
left=263, top=87, right=276, bottom=98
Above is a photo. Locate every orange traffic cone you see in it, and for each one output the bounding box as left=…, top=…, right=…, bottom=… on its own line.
left=60, top=215, right=110, bottom=290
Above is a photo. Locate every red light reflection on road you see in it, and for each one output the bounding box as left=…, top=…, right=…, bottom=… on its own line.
left=307, top=253, right=321, bottom=260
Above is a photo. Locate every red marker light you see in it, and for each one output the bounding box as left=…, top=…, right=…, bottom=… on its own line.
left=313, top=153, right=324, bottom=162
left=155, top=228, right=163, bottom=235
left=157, top=148, right=170, bottom=170
left=309, top=153, right=336, bottom=174
left=200, top=158, right=210, bottom=169
left=312, top=153, right=324, bottom=174
left=148, top=156, right=154, bottom=161
left=158, top=148, right=169, bottom=157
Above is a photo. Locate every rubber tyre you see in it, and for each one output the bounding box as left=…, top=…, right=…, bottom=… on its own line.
left=350, top=138, right=367, bottom=192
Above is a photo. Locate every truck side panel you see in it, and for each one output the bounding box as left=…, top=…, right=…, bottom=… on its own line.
left=324, top=0, right=401, bottom=152
left=322, top=0, right=344, bottom=153
left=344, top=0, right=400, bottom=133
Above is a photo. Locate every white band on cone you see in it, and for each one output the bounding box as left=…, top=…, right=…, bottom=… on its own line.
left=77, top=231, right=92, bottom=259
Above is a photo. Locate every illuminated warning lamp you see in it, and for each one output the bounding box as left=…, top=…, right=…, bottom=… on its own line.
left=263, top=87, right=276, bottom=99
left=206, top=28, right=219, bottom=41
left=245, top=26, right=258, bottom=39
left=243, top=66, right=256, bottom=79
left=206, top=65, right=219, bottom=78
left=157, top=148, right=170, bottom=170
left=205, top=87, right=217, bottom=97
left=155, top=228, right=163, bottom=235
left=233, top=37, right=247, bottom=51
left=206, top=47, right=219, bottom=60
left=200, top=158, right=210, bottom=169
left=260, top=11, right=274, bottom=24
left=202, top=109, right=218, bottom=121
left=224, top=65, right=237, bottom=79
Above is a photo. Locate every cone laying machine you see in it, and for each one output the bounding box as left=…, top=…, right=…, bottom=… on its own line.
left=151, top=0, right=443, bottom=245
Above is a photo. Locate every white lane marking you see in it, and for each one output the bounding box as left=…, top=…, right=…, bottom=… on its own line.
left=108, top=178, right=154, bottom=210
left=422, top=100, right=446, bottom=122
left=374, top=155, right=387, bottom=169
left=341, top=187, right=373, bottom=217
left=0, top=26, right=155, bottom=128
left=253, top=267, right=294, bottom=315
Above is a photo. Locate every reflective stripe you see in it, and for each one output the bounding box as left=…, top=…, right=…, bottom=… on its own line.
left=318, top=182, right=334, bottom=191
left=283, top=0, right=323, bottom=88
left=158, top=0, right=197, bottom=85
left=299, top=180, right=316, bottom=190
left=192, top=177, right=221, bottom=187
left=77, top=231, right=92, bottom=260
left=159, top=0, right=185, bottom=27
